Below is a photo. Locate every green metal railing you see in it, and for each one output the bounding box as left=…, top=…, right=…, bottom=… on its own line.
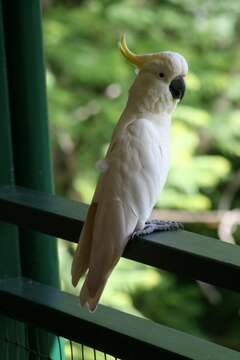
left=0, top=0, right=60, bottom=358
left=1, top=0, right=240, bottom=359
left=1, top=186, right=240, bottom=293
left=2, top=0, right=59, bottom=293
left=0, top=186, right=240, bottom=359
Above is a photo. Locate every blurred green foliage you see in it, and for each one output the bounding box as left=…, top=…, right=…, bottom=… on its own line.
left=43, top=0, right=240, bottom=352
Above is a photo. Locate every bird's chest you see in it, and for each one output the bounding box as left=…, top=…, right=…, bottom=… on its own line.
left=142, top=121, right=170, bottom=182
left=126, top=122, right=170, bottom=210
left=103, top=118, right=171, bottom=217
left=147, top=132, right=170, bottom=200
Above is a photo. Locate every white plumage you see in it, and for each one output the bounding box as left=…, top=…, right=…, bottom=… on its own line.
left=71, top=36, right=188, bottom=311
left=95, top=159, right=109, bottom=173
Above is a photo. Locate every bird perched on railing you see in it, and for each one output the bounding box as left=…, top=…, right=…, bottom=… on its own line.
left=71, top=34, right=188, bottom=311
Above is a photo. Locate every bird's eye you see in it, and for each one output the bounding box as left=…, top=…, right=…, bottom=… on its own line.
left=159, top=72, right=165, bottom=78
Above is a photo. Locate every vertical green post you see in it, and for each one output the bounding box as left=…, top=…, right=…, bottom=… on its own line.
left=2, top=1, right=63, bottom=358
left=0, top=1, right=25, bottom=358
left=0, top=0, right=21, bottom=282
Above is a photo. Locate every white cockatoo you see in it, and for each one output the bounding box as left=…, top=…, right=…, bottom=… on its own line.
left=71, top=35, right=188, bottom=311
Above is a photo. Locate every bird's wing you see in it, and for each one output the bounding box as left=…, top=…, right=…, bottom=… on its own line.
left=71, top=117, right=163, bottom=310
left=95, top=117, right=163, bottom=213
left=71, top=202, right=98, bottom=286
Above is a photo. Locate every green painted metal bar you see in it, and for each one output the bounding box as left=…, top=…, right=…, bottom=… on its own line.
left=2, top=0, right=59, bottom=285
left=0, top=3, right=21, bottom=281
left=2, top=1, right=62, bottom=358
left=1, top=186, right=240, bottom=294
left=0, top=277, right=240, bottom=360
left=0, top=1, right=25, bottom=358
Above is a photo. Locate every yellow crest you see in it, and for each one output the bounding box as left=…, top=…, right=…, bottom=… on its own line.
left=119, top=34, right=164, bottom=68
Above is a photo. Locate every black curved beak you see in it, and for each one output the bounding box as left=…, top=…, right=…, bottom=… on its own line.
left=169, top=75, right=186, bottom=101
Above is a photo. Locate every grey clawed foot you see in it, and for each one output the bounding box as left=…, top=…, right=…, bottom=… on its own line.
left=146, top=219, right=184, bottom=230
left=132, top=219, right=184, bottom=238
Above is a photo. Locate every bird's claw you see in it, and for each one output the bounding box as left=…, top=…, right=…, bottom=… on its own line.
left=132, top=219, right=184, bottom=238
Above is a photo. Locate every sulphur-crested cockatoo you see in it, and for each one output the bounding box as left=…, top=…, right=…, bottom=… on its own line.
left=71, top=35, right=188, bottom=311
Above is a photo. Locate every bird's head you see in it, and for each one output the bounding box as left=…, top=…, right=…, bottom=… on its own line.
left=119, top=34, right=188, bottom=114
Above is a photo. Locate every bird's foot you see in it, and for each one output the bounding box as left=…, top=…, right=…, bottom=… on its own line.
left=132, top=219, right=184, bottom=238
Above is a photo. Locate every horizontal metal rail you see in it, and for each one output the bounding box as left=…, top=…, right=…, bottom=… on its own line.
left=0, top=186, right=240, bottom=292
left=0, top=277, right=239, bottom=360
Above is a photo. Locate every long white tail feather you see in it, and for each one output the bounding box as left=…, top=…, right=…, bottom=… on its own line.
left=71, top=203, right=98, bottom=287
left=71, top=234, right=90, bottom=287
left=78, top=199, right=138, bottom=310
left=80, top=281, right=106, bottom=312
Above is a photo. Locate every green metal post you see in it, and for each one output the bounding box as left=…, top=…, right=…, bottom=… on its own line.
left=0, top=0, right=21, bottom=282
left=2, top=1, right=63, bottom=358
left=0, top=1, right=25, bottom=358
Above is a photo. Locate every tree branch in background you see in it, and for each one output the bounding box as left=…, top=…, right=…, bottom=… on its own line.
left=152, top=207, right=240, bottom=304
left=152, top=208, right=240, bottom=243
left=218, top=169, right=240, bottom=211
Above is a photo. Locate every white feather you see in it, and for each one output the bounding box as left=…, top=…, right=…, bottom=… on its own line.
left=95, top=159, right=109, bottom=173
left=71, top=50, right=188, bottom=311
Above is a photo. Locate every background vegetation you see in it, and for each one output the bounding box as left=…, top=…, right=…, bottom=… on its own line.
left=43, top=0, right=240, bottom=351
